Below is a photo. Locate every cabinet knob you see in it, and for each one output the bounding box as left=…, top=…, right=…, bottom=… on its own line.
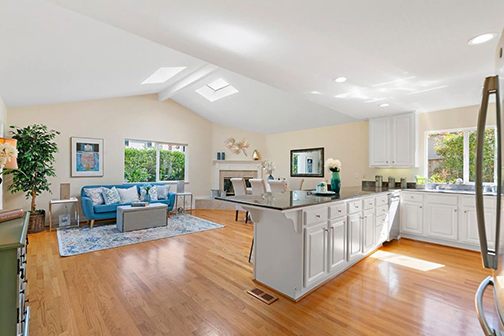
left=324, top=228, right=329, bottom=232
left=454, top=209, right=457, bottom=212
left=338, top=209, right=342, bottom=213
left=316, top=215, right=321, bottom=218
left=420, top=206, right=422, bottom=209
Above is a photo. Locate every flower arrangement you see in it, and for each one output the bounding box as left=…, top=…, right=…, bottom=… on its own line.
left=325, top=158, right=341, bottom=172
left=262, top=160, right=276, bottom=175
left=0, top=141, right=18, bottom=168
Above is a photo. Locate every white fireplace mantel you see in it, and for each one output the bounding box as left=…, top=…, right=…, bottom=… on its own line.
left=213, top=160, right=264, bottom=189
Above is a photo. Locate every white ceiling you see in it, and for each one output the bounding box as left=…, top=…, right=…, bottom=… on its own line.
left=2, top=0, right=504, bottom=134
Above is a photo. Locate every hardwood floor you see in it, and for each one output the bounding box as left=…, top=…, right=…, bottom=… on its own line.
left=27, top=209, right=498, bottom=336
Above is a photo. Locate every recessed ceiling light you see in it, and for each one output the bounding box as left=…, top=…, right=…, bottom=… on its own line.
left=468, top=33, right=498, bottom=45
left=141, top=67, right=186, bottom=85
left=334, top=77, right=347, bottom=83
left=379, top=103, right=389, bottom=107
left=196, top=78, right=239, bottom=102
left=311, top=91, right=322, bottom=94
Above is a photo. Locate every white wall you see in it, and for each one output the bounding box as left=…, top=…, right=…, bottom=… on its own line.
left=0, top=97, right=7, bottom=209
left=4, top=94, right=213, bottom=215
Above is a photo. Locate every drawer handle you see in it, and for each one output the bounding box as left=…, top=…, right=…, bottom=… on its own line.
left=411, top=196, right=414, bottom=198
left=338, top=209, right=342, bottom=213
left=316, top=215, right=321, bottom=218
left=355, top=205, right=359, bottom=208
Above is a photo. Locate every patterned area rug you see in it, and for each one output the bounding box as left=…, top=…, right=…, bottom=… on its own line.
left=57, top=214, right=224, bottom=257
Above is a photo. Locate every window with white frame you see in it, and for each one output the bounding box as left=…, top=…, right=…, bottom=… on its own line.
left=124, top=139, right=188, bottom=183
left=426, top=127, right=496, bottom=184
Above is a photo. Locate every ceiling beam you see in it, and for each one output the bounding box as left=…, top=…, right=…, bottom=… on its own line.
left=158, top=63, right=218, bottom=101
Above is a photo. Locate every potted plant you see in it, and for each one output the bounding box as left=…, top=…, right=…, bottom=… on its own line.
left=325, top=158, right=342, bottom=193
left=7, top=125, right=60, bottom=233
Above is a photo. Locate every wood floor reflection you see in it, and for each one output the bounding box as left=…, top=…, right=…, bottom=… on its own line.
left=27, top=209, right=497, bottom=335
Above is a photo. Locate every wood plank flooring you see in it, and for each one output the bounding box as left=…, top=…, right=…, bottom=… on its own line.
left=26, top=209, right=498, bottom=335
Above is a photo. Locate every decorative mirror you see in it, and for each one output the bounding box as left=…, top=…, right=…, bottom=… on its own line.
left=290, top=147, right=324, bottom=177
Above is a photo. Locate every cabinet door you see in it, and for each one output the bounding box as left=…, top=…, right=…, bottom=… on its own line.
left=329, top=217, right=347, bottom=273
left=391, top=113, right=416, bottom=167
left=348, top=213, right=362, bottom=261
left=304, top=222, right=328, bottom=287
left=363, top=209, right=375, bottom=253
left=369, top=117, right=390, bottom=167
left=375, top=214, right=388, bottom=244
left=425, top=204, right=458, bottom=241
left=400, top=201, right=423, bottom=235
left=459, top=207, right=495, bottom=248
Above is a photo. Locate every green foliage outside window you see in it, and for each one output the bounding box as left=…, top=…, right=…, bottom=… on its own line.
left=124, top=147, right=185, bottom=183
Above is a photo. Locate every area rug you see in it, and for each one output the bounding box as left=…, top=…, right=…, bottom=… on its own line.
left=57, top=214, right=224, bottom=257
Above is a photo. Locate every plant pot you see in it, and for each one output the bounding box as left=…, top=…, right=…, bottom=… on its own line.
left=28, top=211, right=45, bottom=233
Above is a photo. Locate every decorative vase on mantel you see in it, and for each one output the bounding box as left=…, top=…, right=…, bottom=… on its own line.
left=331, top=170, right=341, bottom=193
left=267, top=174, right=274, bottom=181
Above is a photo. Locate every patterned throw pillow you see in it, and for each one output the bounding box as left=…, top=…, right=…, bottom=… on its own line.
left=102, top=187, right=121, bottom=205
left=85, top=188, right=105, bottom=205
left=140, top=186, right=158, bottom=201
left=157, top=185, right=169, bottom=200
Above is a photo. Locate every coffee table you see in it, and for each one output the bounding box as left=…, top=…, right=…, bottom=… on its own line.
left=116, top=203, right=168, bottom=232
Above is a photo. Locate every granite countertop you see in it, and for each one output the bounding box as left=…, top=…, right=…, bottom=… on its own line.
left=216, top=186, right=394, bottom=211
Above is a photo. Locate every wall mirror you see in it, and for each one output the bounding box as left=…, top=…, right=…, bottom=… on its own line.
left=290, top=147, right=324, bottom=177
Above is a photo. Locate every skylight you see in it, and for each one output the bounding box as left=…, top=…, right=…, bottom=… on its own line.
left=196, top=78, right=239, bottom=102
left=141, top=67, right=186, bottom=85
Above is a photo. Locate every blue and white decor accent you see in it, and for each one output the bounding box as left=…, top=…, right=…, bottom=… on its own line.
left=57, top=214, right=224, bottom=257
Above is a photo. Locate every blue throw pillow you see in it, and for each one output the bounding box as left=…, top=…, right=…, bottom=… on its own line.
left=102, top=187, right=121, bottom=205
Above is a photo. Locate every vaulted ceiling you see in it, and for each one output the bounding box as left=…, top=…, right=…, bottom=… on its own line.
left=1, top=0, right=503, bottom=134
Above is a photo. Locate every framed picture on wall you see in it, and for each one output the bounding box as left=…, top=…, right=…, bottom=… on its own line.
left=71, top=137, right=104, bottom=177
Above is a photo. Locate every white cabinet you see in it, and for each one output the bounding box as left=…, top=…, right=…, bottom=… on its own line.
left=348, top=213, right=362, bottom=261
left=369, top=112, right=417, bottom=168
left=304, top=222, right=328, bottom=287
left=425, top=204, right=458, bottom=241
left=459, top=207, right=496, bottom=248
left=391, top=113, right=416, bottom=167
left=363, top=209, right=375, bottom=253
left=369, top=117, right=390, bottom=167
left=375, top=214, right=388, bottom=245
left=329, top=217, right=348, bottom=272
left=400, top=201, right=423, bottom=235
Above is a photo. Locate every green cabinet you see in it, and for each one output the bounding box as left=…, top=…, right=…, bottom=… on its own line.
left=0, top=213, right=30, bottom=336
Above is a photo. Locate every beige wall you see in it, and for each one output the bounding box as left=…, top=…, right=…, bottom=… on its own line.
left=0, top=97, right=7, bottom=209
left=265, top=103, right=491, bottom=189
left=4, top=94, right=213, bottom=215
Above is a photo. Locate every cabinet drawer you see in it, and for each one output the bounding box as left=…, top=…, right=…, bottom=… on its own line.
left=375, top=195, right=388, bottom=207
left=425, top=194, right=457, bottom=206
left=348, top=200, right=363, bottom=214
left=329, top=203, right=347, bottom=218
left=304, top=207, right=328, bottom=226
left=363, top=197, right=375, bottom=210
left=401, top=192, right=423, bottom=203
left=376, top=204, right=388, bottom=216
left=460, top=195, right=497, bottom=209
left=376, top=214, right=387, bottom=227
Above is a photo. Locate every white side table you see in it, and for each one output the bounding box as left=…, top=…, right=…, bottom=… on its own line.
left=49, top=197, right=80, bottom=230
left=174, top=192, right=193, bottom=214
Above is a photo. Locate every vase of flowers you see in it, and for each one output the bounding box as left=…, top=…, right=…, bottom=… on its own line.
left=262, top=160, right=276, bottom=180
left=325, top=158, right=342, bottom=193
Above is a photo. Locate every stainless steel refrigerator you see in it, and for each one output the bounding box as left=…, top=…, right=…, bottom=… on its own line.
left=476, top=28, right=504, bottom=336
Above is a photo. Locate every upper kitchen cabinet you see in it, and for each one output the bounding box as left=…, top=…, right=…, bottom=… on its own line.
left=369, top=112, right=418, bottom=168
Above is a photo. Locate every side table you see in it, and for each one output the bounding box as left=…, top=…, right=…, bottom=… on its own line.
left=49, top=197, right=80, bottom=230
left=174, top=192, right=193, bottom=213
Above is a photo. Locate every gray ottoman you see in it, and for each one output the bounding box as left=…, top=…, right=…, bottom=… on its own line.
left=116, top=203, right=168, bottom=232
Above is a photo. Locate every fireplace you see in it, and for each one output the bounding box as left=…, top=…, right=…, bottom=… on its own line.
left=220, top=170, right=256, bottom=196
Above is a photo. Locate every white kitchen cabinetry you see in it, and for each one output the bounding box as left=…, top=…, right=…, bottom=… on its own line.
left=424, top=203, right=458, bottom=241
left=363, top=209, right=375, bottom=253
left=348, top=213, right=363, bottom=261
left=369, top=117, right=390, bottom=166
left=369, top=112, right=417, bottom=168
left=459, top=207, right=495, bottom=247
left=304, top=222, right=329, bottom=287
left=329, top=217, right=348, bottom=272
left=400, top=201, right=423, bottom=235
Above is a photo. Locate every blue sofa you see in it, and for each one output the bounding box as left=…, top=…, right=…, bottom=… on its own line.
left=81, top=183, right=176, bottom=227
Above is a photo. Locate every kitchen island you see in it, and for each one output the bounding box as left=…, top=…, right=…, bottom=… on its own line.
left=217, top=187, right=399, bottom=301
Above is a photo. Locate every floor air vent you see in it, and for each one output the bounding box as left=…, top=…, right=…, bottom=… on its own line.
left=247, top=288, right=278, bottom=305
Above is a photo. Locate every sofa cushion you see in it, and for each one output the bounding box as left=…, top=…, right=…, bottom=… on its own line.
left=85, top=188, right=105, bottom=205
left=117, top=186, right=139, bottom=203
left=157, top=185, right=169, bottom=200
left=140, top=185, right=158, bottom=201
left=102, top=187, right=122, bottom=205
left=94, top=202, right=127, bottom=213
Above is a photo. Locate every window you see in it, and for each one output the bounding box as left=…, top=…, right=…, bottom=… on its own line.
left=124, top=139, right=187, bottom=183
left=426, top=127, right=496, bottom=184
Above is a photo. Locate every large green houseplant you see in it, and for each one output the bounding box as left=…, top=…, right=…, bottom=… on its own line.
left=7, top=125, right=60, bottom=233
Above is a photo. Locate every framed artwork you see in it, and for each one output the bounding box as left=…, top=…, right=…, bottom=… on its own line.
left=71, top=137, right=104, bottom=177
